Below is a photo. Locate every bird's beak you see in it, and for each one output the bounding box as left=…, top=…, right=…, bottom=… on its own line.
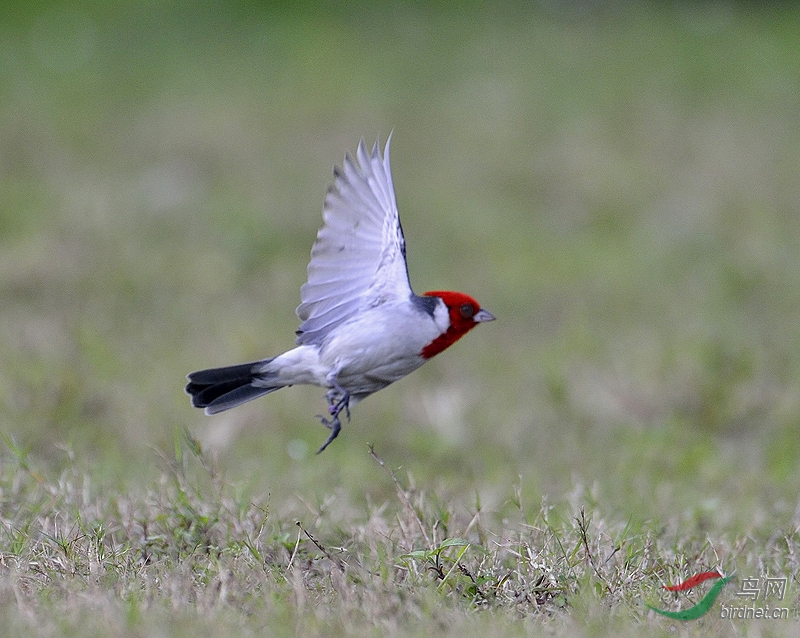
left=473, top=308, right=495, bottom=323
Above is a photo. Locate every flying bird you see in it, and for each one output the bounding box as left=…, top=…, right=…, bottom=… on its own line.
left=186, top=137, right=494, bottom=452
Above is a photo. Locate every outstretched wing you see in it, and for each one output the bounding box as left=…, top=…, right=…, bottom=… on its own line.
left=295, top=136, right=412, bottom=345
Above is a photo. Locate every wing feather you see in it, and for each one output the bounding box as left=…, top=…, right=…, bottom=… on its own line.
left=295, top=135, right=412, bottom=345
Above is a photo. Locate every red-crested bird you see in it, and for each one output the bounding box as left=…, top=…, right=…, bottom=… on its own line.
left=186, top=137, right=494, bottom=452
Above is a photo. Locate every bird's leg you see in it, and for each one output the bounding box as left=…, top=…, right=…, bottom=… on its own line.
left=328, top=392, right=351, bottom=421
left=325, top=379, right=351, bottom=421
left=316, top=381, right=350, bottom=454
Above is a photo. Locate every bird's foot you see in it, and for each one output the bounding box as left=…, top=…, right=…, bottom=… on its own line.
left=329, top=394, right=351, bottom=421
left=325, top=385, right=351, bottom=420
left=315, top=414, right=342, bottom=454
left=316, top=388, right=350, bottom=453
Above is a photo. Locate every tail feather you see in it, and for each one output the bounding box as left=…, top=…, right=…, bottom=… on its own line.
left=185, top=358, right=281, bottom=415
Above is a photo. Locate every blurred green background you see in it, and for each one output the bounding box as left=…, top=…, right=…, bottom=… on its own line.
left=2, top=0, right=799, bottom=529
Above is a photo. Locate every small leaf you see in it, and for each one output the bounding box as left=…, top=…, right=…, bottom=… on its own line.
left=440, top=538, right=469, bottom=548
left=403, top=549, right=431, bottom=559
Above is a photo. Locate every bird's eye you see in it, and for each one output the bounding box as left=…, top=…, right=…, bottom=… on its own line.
left=460, top=303, right=475, bottom=319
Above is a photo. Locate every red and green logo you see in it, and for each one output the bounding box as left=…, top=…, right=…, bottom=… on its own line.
left=648, top=571, right=734, bottom=620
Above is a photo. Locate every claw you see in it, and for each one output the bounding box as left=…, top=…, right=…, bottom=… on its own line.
left=329, top=394, right=350, bottom=420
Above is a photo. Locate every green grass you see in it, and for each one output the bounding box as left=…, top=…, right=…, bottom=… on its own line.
left=2, top=432, right=798, bottom=638
left=2, top=1, right=800, bottom=635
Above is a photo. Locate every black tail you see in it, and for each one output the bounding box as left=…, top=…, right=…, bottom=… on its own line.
left=185, top=358, right=281, bottom=415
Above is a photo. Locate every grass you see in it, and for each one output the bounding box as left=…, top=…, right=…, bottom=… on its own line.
left=3, top=432, right=798, bottom=638
left=2, top=0, right=800, bottom=635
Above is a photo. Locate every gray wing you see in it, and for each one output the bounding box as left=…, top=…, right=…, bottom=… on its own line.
left=295, top=135, right=412, bottom=345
